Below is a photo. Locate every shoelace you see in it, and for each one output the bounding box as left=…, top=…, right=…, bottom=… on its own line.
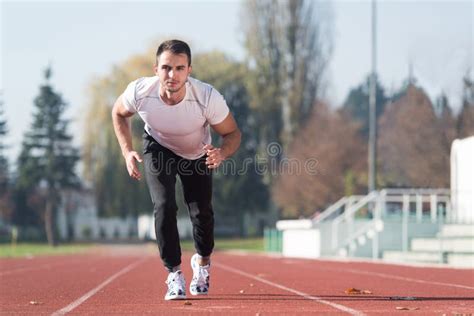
left=193, top=266, right=209, bottom=287
left=167, top=272, right=185, bottom=292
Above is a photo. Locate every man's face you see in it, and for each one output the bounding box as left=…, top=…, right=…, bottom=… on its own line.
left=155, top=51, right=192, bottom=93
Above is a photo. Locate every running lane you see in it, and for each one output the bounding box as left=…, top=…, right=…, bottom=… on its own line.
left=1, top=253, right=148, bottom=315
left=213, top=253, right=474, bottom=314
left=2, top=247, right=473, bottom=315
left=68, top=253, right=360, bottom=315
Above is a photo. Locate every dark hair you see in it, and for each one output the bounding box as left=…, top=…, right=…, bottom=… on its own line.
left=156, top=39, right=192, bottom=66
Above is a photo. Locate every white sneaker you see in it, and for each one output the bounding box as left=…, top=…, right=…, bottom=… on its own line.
left=190, top=253, right=210, bottom=295
left=164, top=270, right=186, bottom=300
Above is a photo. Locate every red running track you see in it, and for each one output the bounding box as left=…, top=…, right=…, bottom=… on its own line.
left=1, top=245, right=473, bottom=315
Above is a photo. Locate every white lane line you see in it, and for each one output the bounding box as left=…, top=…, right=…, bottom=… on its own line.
left=51, top=257, right=147, bottom=316
left=322, top=267, right=474, bottom=291
left=280, top=258, right=474, bottom=291
left=214, top=262, right=366, bottom=316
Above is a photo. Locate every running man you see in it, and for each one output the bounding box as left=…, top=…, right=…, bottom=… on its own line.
left=111, top=39, right=241, bottom=300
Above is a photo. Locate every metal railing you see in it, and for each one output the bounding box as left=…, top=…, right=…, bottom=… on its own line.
left=329, top=191, right=381, bottom=257
left=312, top=195, right=366, bottom=224
left=316, top=188, right=451, bottom=259
left=382, top=188, right=451, bottom=224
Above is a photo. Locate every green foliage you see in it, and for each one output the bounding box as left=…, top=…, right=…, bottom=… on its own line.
left=192, top=52, right=269, bottom=232
left=82, top=49, right=155, bottom=218
left=242, top=0, right=333, bottom=154
left=17, top=69, right=80, bottom=191
left=15, top=67, right=80, bottom=244
left=0, top=243, right=92, bottom=257
left=342, top=74, right=389, bottom=138
left=10, top=189, right=43, bottom=227
left=82, top=49, right=269, bottom=231
left=180, top=238, right=263, bottom=252
left=0, top=94, right=12, bottom=222
left=0, top=95, right=8, bottom=190
left=457, top=75, right=474, bottom=138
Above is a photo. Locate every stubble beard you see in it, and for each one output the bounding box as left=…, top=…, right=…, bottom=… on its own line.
left=165, top=81, right=186, bottom=94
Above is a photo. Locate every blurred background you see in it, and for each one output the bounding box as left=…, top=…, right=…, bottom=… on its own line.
left=0, top=0, right=472, bottom=264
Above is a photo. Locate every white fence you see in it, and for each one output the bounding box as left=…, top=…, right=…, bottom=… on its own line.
left=278, top=188, right=453, bottom=259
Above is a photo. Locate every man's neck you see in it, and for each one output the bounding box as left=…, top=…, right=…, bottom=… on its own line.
left=160, top=85, right=186, bottom=105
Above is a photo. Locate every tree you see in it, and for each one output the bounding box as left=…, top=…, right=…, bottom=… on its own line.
left=0, top=93, right=7, bottom=191
left=273, top=102, right=366, bottom=218
left=241, top=0, right=333, bottom=156
left=16, top=67, right=80, bottom=245
left=435, top=93, right=456, bottom=159
left=82, top=48, right=270, bottom=235
left=342, top=74, right=389, bottom=139
left=0, top=93, right=11, bottom=221
left=378, top=84, right=449, bottom=188
left=457, top=74, right=474, bottom=138
left=192, top=51, right=269, bottom=235
left=82, top=47, right=156, bottom=218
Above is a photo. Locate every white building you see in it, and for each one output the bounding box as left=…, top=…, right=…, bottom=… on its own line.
left=450, top=136, right=474, bottom=223
left=56, top=189, right=137, bottom=240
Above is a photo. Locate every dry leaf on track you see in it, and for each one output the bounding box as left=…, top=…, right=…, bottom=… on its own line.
left=345, top=288, right=372, bottom=294
left=183, top=301, right=192, bottom=306
left=29, top=301, right=42, bottom=305
left=395, top=306, right=419, bottom=311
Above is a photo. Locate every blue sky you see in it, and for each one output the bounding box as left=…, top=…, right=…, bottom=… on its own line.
left=1, top=0, right=472, bottom=166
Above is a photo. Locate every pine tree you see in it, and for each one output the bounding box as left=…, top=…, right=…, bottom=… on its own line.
left=342, top=74, right=389, bottom=139
left=457, top=75, right=474, bottom=138
left=0, top=93, right=8, bottom=192
left=16, top=67, right=80, bottom=245
left=0, top=93, right=11, bottom=221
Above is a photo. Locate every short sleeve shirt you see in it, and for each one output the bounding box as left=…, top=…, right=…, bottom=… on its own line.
left=121, top=76, right=230, bottom=159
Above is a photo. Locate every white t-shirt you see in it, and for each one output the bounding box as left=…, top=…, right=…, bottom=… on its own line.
left=121, top=76, right=230, bottom=160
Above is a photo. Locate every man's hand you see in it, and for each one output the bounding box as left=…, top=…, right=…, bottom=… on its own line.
left=209, top=113, right=241, bottom=166
left=112, top=96, right=142, bottom=180
left=204, top=144, right=225, bottom=169
left=125, top=151, right=143, bottom=180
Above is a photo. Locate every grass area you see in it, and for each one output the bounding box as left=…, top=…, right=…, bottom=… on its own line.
left=0, top=238, right=264, bottom=258
left=0, top=243, right=93, bottom=258
left=181, top=238, right=264, bottom=252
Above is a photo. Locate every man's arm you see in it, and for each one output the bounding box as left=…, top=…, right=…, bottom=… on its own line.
left=205, top=113, right=241, bottom=169
left=111, top=96, right=143, bottom=180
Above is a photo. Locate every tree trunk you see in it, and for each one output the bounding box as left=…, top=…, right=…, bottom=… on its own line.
left=44, top=197, right=57, bottom=247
